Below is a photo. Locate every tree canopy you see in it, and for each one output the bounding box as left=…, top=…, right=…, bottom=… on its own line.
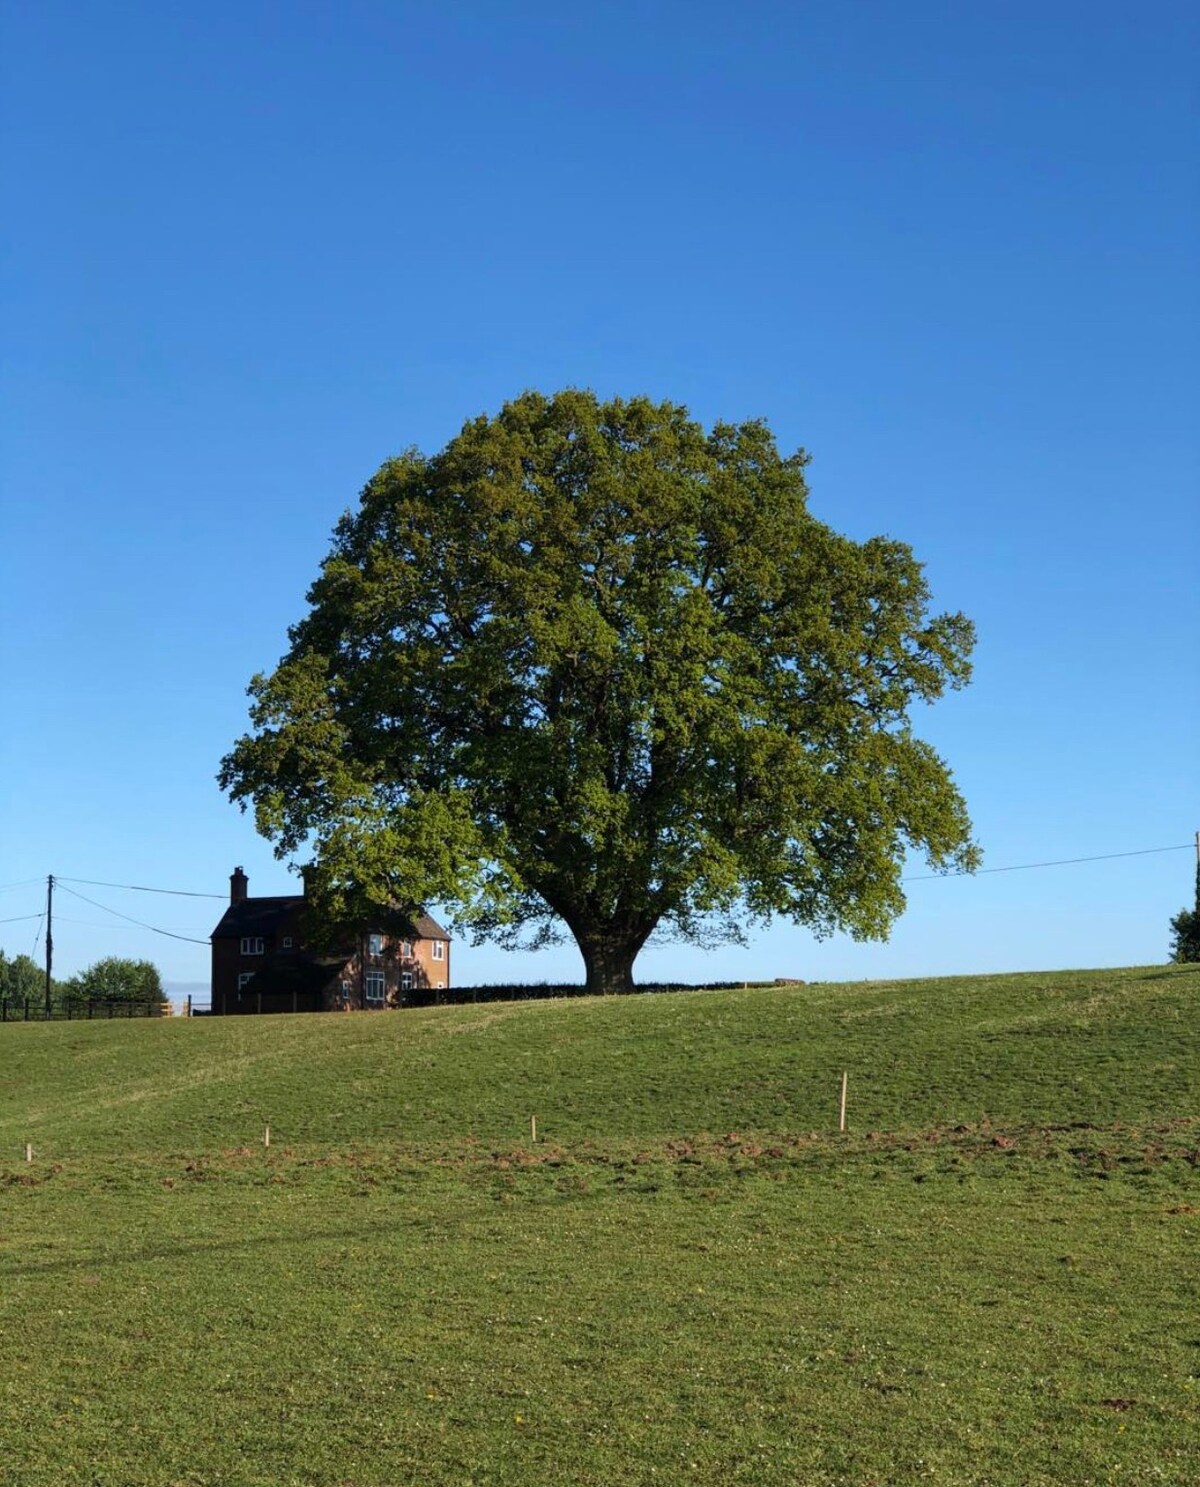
left=1168, top=861, right=1200, bottom=964
left=220, top=391, right=978, bottom=993
left=0, top=952, right=48, bottom=1008
left=63, top=957, right=167, bottom=1006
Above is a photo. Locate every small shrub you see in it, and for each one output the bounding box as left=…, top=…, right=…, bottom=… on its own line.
left=1168, top=863, right=1200, bottom=963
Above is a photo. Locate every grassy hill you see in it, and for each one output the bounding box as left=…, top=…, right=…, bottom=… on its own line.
left=2, top=963, right=1196, bottom=1156
left=1, top=965, right=1198, bottom=1486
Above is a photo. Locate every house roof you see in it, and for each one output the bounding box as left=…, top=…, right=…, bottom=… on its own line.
left=211, top=897, right=449, bottom=942
left=211, top=896, right=304, bottom=940
left=409, top=911, right=450, bottom=941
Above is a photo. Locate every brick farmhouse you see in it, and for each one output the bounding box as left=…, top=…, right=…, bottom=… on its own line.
left=210, top=867, right=450, bottom=1015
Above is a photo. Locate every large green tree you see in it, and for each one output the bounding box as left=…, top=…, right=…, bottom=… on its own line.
left=221, top=391, right=978, bottom=994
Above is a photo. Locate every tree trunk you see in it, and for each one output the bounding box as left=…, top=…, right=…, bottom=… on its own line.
left=578, top=934, right=639, bottom=996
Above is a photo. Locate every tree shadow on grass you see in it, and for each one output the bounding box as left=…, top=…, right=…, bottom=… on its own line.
left=0, top=1217, right=428, bottom=1278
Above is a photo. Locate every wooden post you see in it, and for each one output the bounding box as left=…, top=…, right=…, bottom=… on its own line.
left=24, top=1142, right=32, bottom=1163
left=186, top=994, right=192, bottom=1018
left=839, top=1071, right=848, bottom=1133
left=264, top=1124, right=271, bottom=1148
left=44, top=875, right=54, bottom=1019
left=530, top=1115, right=537, bottom=1144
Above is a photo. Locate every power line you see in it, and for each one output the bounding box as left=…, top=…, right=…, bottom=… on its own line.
left=56, top=875, right=226, bottom=900
left=0, top=878, right=44, bottom=894
left=5, top=843, right=1191, bottom=946
left=54, top=883, right=211, bottom=945
left=53, top=915, right=212, bottom=933
left=29, top=914, right=44, bottom=958
left=904, top=842, right=1192, bottom=882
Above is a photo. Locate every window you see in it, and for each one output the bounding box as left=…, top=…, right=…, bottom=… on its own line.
left=400, top=940, right=413, bottom=959
left=431, top=940, right=446, bottom=962
left=364, top=971, right=386, bottom=1003
left=400, top=971, right=413, bottom=992
left=238, top=973, right=255, bottom=990
left=282, top=936, right=293, bottom=950
left=240, top=936, right=264, bottom=955
left=367, top=933, right=384, bottom=957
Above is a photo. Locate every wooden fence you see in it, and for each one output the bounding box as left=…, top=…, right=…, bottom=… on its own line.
left=0, top=998, right=168, bottom=1022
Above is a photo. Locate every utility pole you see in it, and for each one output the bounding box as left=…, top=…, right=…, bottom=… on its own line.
left=44, top=874, right=54, bottom=1018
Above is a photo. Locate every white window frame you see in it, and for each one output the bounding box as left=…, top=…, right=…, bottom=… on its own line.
left=238, top=972, right=255, bottom=990
left=364, top=971, right=386, bottom=1003
left=400, top=940, right=413, bottom=959
left=431, top=940, right=445, bottom=962
left=400, top=970, right=413, bottom=992
left=367, top=932, right=384, bottom=957
left=282, top=936, right=293, bottom=950
left=240, top=936, right=264, bottom=955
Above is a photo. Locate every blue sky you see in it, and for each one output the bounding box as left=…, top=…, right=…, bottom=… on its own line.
left=1, top=0, right=1196, bottom=996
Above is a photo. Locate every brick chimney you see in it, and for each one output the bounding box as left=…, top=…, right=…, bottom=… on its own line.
left=230, top=866, right=249, bottom=905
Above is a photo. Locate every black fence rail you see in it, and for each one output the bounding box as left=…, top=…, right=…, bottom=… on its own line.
left=0, top=998, right=168, bottom=1022
left=184, top=981, right=805, bottom=1019
left=418, top=979, right=798, bottom=1007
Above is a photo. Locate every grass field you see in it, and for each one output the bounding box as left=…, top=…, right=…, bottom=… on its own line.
left=1, top=965, right=1197, bottom=1485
